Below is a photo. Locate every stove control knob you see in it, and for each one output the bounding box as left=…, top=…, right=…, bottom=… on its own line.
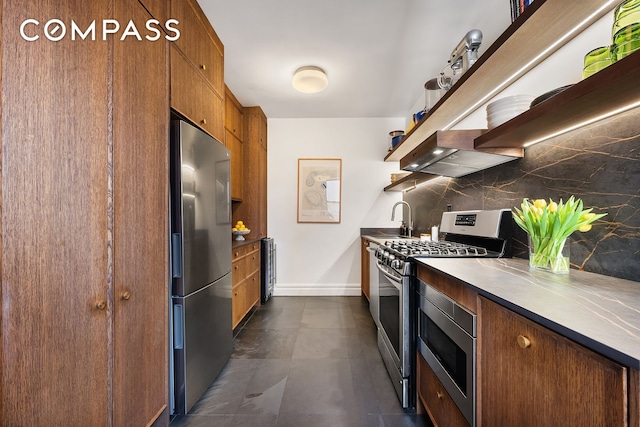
left=391, top=259, right=403, bottom=270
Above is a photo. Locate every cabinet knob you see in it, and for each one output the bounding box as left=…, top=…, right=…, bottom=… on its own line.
left=200, top=64, right=207, bottom=71
left=121, top=291, right=131, bottom=301
left=517, top=335, right=531, bottom=348
left=234, top=265, right=239, bottom=270
left=436, top=391, right=444, bottom=399
left=234, top=252, right=239, bottom=257
left=96, top=300, right=107, bottom=310
left=201, top=118, right=207, bottom=125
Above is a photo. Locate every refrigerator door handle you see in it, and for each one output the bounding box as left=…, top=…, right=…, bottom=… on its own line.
left=173, top=304, right=184, bottom=349
left=171, top=233, right=183, bottom=279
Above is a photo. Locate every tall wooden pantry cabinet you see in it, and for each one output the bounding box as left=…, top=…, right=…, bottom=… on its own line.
left=0, top=0, right=170, bottom=425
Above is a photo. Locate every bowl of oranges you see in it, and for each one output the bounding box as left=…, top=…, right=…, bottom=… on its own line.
left=232, top=220, right=250, bottom=241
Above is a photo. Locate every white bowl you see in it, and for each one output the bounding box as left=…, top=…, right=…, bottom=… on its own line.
left=487, top=95, right=535, bottom=110
left=232, top=229, right=251, bottom=241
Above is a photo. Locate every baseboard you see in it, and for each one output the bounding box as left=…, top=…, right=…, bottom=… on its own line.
left=273, top=283, right=361, bottom=297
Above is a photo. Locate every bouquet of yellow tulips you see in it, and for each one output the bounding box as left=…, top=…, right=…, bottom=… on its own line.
left=513, top=196, right=606, bottom=273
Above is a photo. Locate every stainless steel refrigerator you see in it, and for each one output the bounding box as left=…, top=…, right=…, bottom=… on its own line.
left=169, top=119, right=233, bottom=414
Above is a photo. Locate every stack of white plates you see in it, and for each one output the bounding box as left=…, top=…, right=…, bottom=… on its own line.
left=486, top=95, right=535, bottom=129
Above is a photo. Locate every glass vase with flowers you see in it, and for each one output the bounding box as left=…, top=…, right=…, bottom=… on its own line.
left=513, top=196, right=606, bottom=274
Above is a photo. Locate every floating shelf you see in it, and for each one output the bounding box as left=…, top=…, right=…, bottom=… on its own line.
left=474, top=50, right=640, bottom=149
left=384, top=0, right=617, bottom=162
left=384, top=172, right=439, bottom=192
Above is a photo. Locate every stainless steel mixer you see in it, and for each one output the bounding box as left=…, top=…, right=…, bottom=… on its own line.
left=438, top=29, right=483, bottom=90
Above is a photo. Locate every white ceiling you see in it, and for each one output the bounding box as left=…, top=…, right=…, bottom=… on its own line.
left=199, top=0, right=511, bottom=119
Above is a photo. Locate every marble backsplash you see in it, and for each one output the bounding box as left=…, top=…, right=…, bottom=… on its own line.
left=403, top=108, right=640, bottom=282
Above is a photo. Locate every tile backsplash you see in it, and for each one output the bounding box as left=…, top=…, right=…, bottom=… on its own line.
left=404, top=108, right=640, bottom=282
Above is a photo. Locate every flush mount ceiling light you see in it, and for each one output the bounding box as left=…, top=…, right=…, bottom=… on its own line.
left=292, top=66, right=328, bottom=93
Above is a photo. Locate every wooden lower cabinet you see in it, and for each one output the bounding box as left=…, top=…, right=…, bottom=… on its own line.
left=361, top=238, right=371, bottom=300
left=232, top=242, right=261, bottom=328
left=479, top=296, right=627, bottom=426
left=417, top=352, right=469, bottom=427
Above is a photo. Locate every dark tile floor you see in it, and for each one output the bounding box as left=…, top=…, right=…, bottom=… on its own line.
left=170, top=296, right=430, bottom=427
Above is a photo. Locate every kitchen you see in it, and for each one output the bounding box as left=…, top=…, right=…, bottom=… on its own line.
left=1, top=0, right=639, bottom=426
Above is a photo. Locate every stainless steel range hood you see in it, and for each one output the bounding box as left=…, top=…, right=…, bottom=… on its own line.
left=399, top=130, right=523, bottom=178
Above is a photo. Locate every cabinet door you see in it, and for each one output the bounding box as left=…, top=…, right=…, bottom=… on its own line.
left=225, top=87, right=244, bottom=141
left=138, top=0, right=168, bottom=22
left=235, top=107, right=267, bottom=239
left=479, top=297, right=627, bottom=426
left=170, top=45, right=225, bottom=142
left=113, top=0, right=169, bottom=425
left=1, top=1, right=110, bottom=424
left=170, top=0, right=224, bottom=95
left=227, top=129, right=244, bottom=201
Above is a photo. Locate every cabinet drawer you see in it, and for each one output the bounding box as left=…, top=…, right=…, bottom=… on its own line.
left=232, top=251, right=260, bottom=282
left=170, top=0, right=224, bottom=96
left=417, top=352, right=469, bottom=427
left=232, top=280, right=248, bottom=327
left=232, top=242, right=259, bottom=260
left=170, top=46, right=224, bottom=141
left=232, top=269, right=260, bottom=328
left=245, top=270, right=260, bottom=309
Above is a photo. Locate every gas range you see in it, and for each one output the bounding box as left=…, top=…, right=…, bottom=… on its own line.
left=376, top=209, right=513, bottom=276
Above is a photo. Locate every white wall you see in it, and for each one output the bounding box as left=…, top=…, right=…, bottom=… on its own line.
left=268, top=118, right=404, bottom=296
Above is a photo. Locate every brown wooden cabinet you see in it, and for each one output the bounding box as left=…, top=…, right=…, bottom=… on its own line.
left=479, top=296, right=627, bottom=426
left=225, top=85, right=244, bottom=141
left=232, top=242, right=261, bottom=328
left=169, top=0, right=224, bottom=141
left=170, top=0, right=224, bottom=95
left=234, top=106, right=268, bottom=239
left=225, top=86, right=244, bottom=201
left=113, top=1, right=169, bottom=425
left=170, top=45, right=224, bottom=141
left=361, top=238, right=371, bottom=300
left=0, top=0, right=169, bottom=425
left=138, top=0, right=168, bottom=22
left=417, top=352, right=469, bottom=427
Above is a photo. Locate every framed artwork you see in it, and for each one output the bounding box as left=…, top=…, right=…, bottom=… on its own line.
left=297, top=158, right=342, bottom=223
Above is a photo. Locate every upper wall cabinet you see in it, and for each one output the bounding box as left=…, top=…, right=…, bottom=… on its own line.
left=169, top=0, right=225, bottom=141
left=385, top=0, right=619, bottom=163
left=138, top=0, right=168, bottom=22
left=171, top=0, right=224, bottom=96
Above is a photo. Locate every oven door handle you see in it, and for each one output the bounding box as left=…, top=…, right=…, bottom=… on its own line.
left=377, top=261, right=403, bottom=289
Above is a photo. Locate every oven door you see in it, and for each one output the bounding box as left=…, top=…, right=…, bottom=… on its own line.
left=376, top=261, right=413, bottom=408
left=418, top=281, right=476, bottom=426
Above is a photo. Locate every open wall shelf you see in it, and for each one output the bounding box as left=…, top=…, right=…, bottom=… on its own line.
left=474, top=50, right=640, bottom=149
left=384, top=0, right=617, bottom=162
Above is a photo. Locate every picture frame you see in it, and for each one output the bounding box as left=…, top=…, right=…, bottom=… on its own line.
left=297, top=158, right=342, bottom=223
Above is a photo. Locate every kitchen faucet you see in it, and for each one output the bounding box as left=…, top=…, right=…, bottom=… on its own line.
left=391, top=201, right=413, bottom=238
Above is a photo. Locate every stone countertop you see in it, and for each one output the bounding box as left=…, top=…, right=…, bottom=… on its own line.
left=415, top=257, right=640, bottom=369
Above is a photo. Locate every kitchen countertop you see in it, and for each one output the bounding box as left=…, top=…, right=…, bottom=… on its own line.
left=415, top=257, right=640, bottom=369
left=232, top=238, right=261, bottom=249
